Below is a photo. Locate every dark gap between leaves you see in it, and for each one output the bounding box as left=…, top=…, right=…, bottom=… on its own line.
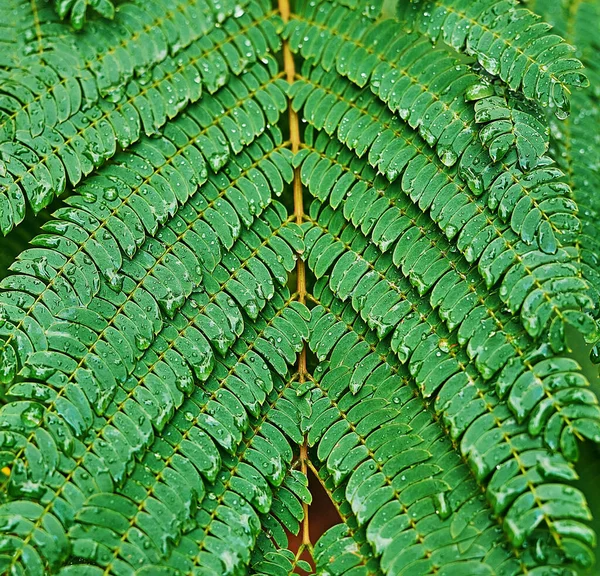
left=286, top=465, right=341, bottom=574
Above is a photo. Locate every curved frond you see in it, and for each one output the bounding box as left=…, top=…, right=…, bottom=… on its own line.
left=290, top=65, right=593, bottom=345
left=0, top=0, right=598, bottom=574
left=525, top=0, right=600, bottom=349
left=0, top=0, right=282, bottom=235
left=306, top=282, right=594, bottom=570
left=397, top=0, right=588, bottom=117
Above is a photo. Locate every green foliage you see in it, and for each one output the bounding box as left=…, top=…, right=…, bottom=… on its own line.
left=0, top=0, right=599, bottom=574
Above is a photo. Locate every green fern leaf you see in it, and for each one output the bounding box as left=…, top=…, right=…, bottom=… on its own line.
left=0, top=0, right=598, bottom=574
left=468, top=88, right=549, bottom=170
left=397, top=0, right=589, bottom=117
left=525, top=0, right=600, bottom=358
left=54, top=0, right=115, bottom=30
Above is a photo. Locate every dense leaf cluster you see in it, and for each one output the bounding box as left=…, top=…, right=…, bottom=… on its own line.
left=0, top=0, right=598, bottom=575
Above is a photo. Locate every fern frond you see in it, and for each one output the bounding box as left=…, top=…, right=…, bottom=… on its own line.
left=306, top=282, right=595, bottom=570
left=397, top=0, right=589, bottom=118
left=140, top=370, right=307, bottom=575
left=526, top=0, right=600, bottom=347
left=0, top=0, right=282, bottom=235
left=469, top=89, right=549, bottom=170
left=287, top=2, right=586, bottom=275
left=290, top=66, right=594, bottom=348
left=0, top=0, right=598, bottom=573
left=1, top=286, right=307, bottom=573
left=1, top=200, right=300, bottom=458
left=304, top=196, right=595, bottom=460
left=0, top=132, right=303, bottom=570
left=53, top=0, right=115, bottom=31
left=307, top=120, right=585, bottom=341
left=0, top=73, right=290, bottom=386
left=289, top=0, right=551, bottom=173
